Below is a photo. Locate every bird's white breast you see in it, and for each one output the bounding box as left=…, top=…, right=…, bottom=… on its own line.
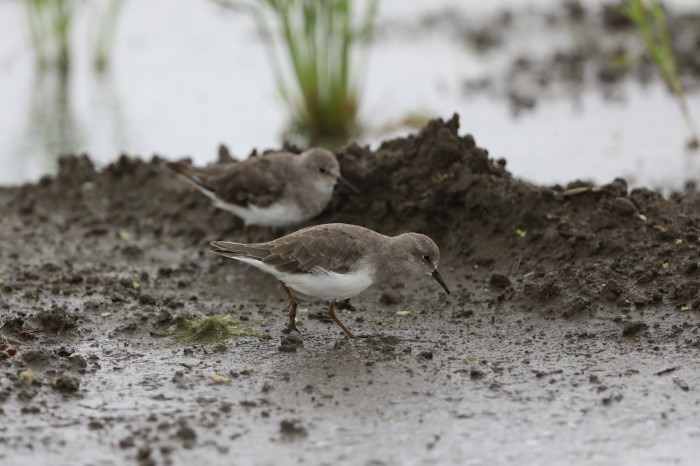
left=283, top=267, right=373, bottom=301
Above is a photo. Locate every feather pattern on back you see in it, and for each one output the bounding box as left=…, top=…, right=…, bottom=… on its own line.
left=165, top=153, right=293, bottom=208
left=211, top=224, right=385, bottom=276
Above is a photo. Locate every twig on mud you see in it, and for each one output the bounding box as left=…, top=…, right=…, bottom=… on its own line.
left=574, top=348, right=606, bottom=356
left=509, top=254, right=522, bottom=275
left=57, top=316, right=68, bottom=335
left=654, top=366, right=680, bottom=376
left=533, top=369, right=563, bottom=378
left=2, top=334, right=25, bottom=349
left=557, top=226, right=593, bottom=240
left=562, top=186, right=604, bottom=197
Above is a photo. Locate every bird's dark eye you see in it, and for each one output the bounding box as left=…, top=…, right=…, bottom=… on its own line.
left=422, top=254, right=432, bottom=263
left=318, top=167, right=327, bottom=174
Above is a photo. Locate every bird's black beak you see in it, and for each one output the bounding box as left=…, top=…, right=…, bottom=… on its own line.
left=432, top=269, right=451, bottom=295
left=337, top=176, right=359, bottom=194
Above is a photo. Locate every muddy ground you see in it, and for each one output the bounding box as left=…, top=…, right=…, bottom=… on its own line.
left=1, top=115, right=699, bottom=465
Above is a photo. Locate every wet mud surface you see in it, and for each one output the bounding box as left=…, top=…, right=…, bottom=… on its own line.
left=2, top=116, right=700, bottom=465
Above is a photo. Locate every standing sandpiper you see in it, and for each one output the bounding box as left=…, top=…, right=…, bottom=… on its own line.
left=163, top=149, right=357, bottom=240
left=211, top=223, right=451, bottom=338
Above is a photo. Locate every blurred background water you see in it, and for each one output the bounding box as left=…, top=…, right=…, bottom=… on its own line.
left=0, top=0, right=698, bottom=189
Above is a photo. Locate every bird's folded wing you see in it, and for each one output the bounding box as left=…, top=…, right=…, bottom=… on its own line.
left=262, top=228, right=366, bottom=275
left=207, top=156, right=287, bottom=208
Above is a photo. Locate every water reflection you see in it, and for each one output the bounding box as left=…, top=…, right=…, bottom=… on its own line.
left=92, top=70, right=129, bottom=158
left=12, top=64, right=129, bottom=182
left=17, top=72, right=84, bottom=177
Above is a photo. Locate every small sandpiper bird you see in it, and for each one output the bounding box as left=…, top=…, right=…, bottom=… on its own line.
left=211, top=223, right=451, bottom=338
left=163, top=149, right=357, bottom=240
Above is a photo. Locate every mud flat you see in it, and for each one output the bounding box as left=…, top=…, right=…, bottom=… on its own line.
left=1, top=115, right=699, bottom=465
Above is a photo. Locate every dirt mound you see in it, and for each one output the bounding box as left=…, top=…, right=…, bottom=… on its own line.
left=328, top=114, right=507, bottom=235
left=329, top=114, right=699, bottom=317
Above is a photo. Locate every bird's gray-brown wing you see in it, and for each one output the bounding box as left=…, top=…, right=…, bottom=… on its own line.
left=208, top=155, right=291, bottom=208
left=261, top=225, right=369, bottom=275
left=165, top=154, right=293, bottom=208
left=161, top=160, right=237, bottom=188
left=211, top=225, right=369, bottom=275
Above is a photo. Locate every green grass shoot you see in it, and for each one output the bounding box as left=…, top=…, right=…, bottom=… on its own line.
left=23, top=0, right=125, bottom=75
left=216, top=0, right=379, bottom=146
left=25, top=0, right=78, bottom=75
left=94, top=0, right=126, bottom=71
left=622, top=0, right=699, bottom=149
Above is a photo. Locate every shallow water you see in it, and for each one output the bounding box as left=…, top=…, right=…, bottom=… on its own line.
left=0, top=0, right=698, bottom=190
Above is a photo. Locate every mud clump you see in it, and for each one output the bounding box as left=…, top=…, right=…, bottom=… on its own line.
left=1, top=317, right=25, bottom=334
left=489, top=273, right=511, bottom=289
left=279, top=334, right=303, bottom=352
left=622, top=321, right=649, bottom=337
left=35, top=308, right=78, bottom=333
left=279, top=419, right=308, bottom=440
left=53, top=375, right=80, bottom=394
left=175, top=423, right=197, bottom=449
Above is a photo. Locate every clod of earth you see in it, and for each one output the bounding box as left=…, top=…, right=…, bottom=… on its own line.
left=52, top=375, right=80, bottom=394
left=279, top=419, right=308, bottom=440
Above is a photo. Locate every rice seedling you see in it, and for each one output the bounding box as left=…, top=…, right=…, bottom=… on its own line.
left=94, top=0, right=126, bottom=71
left=24, top=0, right=125, bottom=75
left=25, top=0, right=79, bottom=75
left=622, top=0, right=699, bottom=149
left=215, top=0, right=379, bottom=146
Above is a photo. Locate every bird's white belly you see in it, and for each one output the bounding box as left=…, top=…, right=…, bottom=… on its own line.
left=233, top=257, right=373, bottom=300
left=282, top=268, right=373, bottom=301
left=215, top=200, right=305, bottom=227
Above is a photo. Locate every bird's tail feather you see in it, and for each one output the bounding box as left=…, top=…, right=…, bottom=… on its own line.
left=160, top=160, right=213, bottom=193
left=210, top=241, right=270, bottom=261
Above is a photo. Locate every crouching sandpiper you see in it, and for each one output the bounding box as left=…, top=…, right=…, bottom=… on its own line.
left=163, top=148, right=357, bottom=240
left=211, top=223, right=450, bottom=338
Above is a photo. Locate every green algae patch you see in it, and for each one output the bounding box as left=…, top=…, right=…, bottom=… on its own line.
left=172, top=316, right=261, bottom=345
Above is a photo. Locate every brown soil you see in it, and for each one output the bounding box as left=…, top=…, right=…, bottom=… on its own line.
left=1, top=115, right=699, bottom=465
